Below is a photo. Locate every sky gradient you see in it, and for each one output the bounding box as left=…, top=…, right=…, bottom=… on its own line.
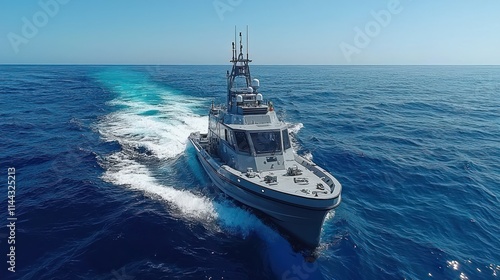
left=1, top=0, right=499, bottom=65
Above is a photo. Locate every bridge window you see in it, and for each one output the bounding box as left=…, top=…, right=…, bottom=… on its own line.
left=282, top=129, right=291, bottom=150
left=250, top=131, right=282, bottom=154
left=234, top=131, right=250, bottom=154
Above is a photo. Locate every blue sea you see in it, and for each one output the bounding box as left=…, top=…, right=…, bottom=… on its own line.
left=0, top=65, right=499, bottom=280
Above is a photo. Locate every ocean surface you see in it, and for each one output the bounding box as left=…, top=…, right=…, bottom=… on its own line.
left=0, top=65, right=499, bottom=280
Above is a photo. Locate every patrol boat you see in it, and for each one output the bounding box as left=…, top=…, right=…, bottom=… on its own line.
left=189, top=31, right=342, bottom=247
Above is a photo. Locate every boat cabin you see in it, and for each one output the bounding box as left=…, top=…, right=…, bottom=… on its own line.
left=207, top=30, right=295, bottom=173
left=208, top=110, right=295, bottom=173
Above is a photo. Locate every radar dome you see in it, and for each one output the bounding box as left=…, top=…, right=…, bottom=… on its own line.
left=252, top=79, right=260, bottom=88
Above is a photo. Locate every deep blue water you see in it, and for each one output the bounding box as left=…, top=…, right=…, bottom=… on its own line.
left=0, top=65, right=499, bottom=280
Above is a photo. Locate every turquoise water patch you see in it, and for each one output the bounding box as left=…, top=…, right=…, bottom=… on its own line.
left=139, top=109, right=160, bottom=116
left=94, top=68, right=174, bottom=106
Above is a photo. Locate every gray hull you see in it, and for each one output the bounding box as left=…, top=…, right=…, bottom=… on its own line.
left=191, top=140, right=337, bottom=247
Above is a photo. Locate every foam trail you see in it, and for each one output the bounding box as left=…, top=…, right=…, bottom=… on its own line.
left=103, top=152, right=217, bottom=221
left=286, top=122, right=314, bottom=160
left=96, top=69, right=282, bottom=239
left=288, top=122, right=304, bottom=134
left=102, top=150, right=288, bottom=247
left=99, top=104, right=207, bottom=159
left=96, top=69, right=207, bottom=160
left=303, top=152, right=314, bottom=161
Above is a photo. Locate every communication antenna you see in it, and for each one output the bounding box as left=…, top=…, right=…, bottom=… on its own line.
left=246, top=25, right=249, bottom=60
left=234, top=26, right=237, bottom=59
left=239, top=32, right=243, bottom=55
left=232, top=42, right=235, bottom=61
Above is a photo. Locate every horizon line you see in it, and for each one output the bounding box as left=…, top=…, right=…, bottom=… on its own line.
left=1, top=63, right=500, bottom=66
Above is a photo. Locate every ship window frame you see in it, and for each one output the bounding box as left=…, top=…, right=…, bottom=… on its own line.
left=250, top=130, right=282, bottom=154
left=234, top=130, right=250, bottom=154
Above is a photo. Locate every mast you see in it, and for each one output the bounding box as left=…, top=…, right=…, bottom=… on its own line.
left=227, top=27, right=253, bottom=113
left=246, top=25, right=249, bottom=60
left=234, top=26, right=237, bottom=61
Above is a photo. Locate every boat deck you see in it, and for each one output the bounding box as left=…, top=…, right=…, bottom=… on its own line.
left=191, top=132, right=339, bottom=201
left=221, top=160, right=336, bottom=199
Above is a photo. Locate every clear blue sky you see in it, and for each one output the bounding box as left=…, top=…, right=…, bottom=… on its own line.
left=1, top=0, right=499, bottom=65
